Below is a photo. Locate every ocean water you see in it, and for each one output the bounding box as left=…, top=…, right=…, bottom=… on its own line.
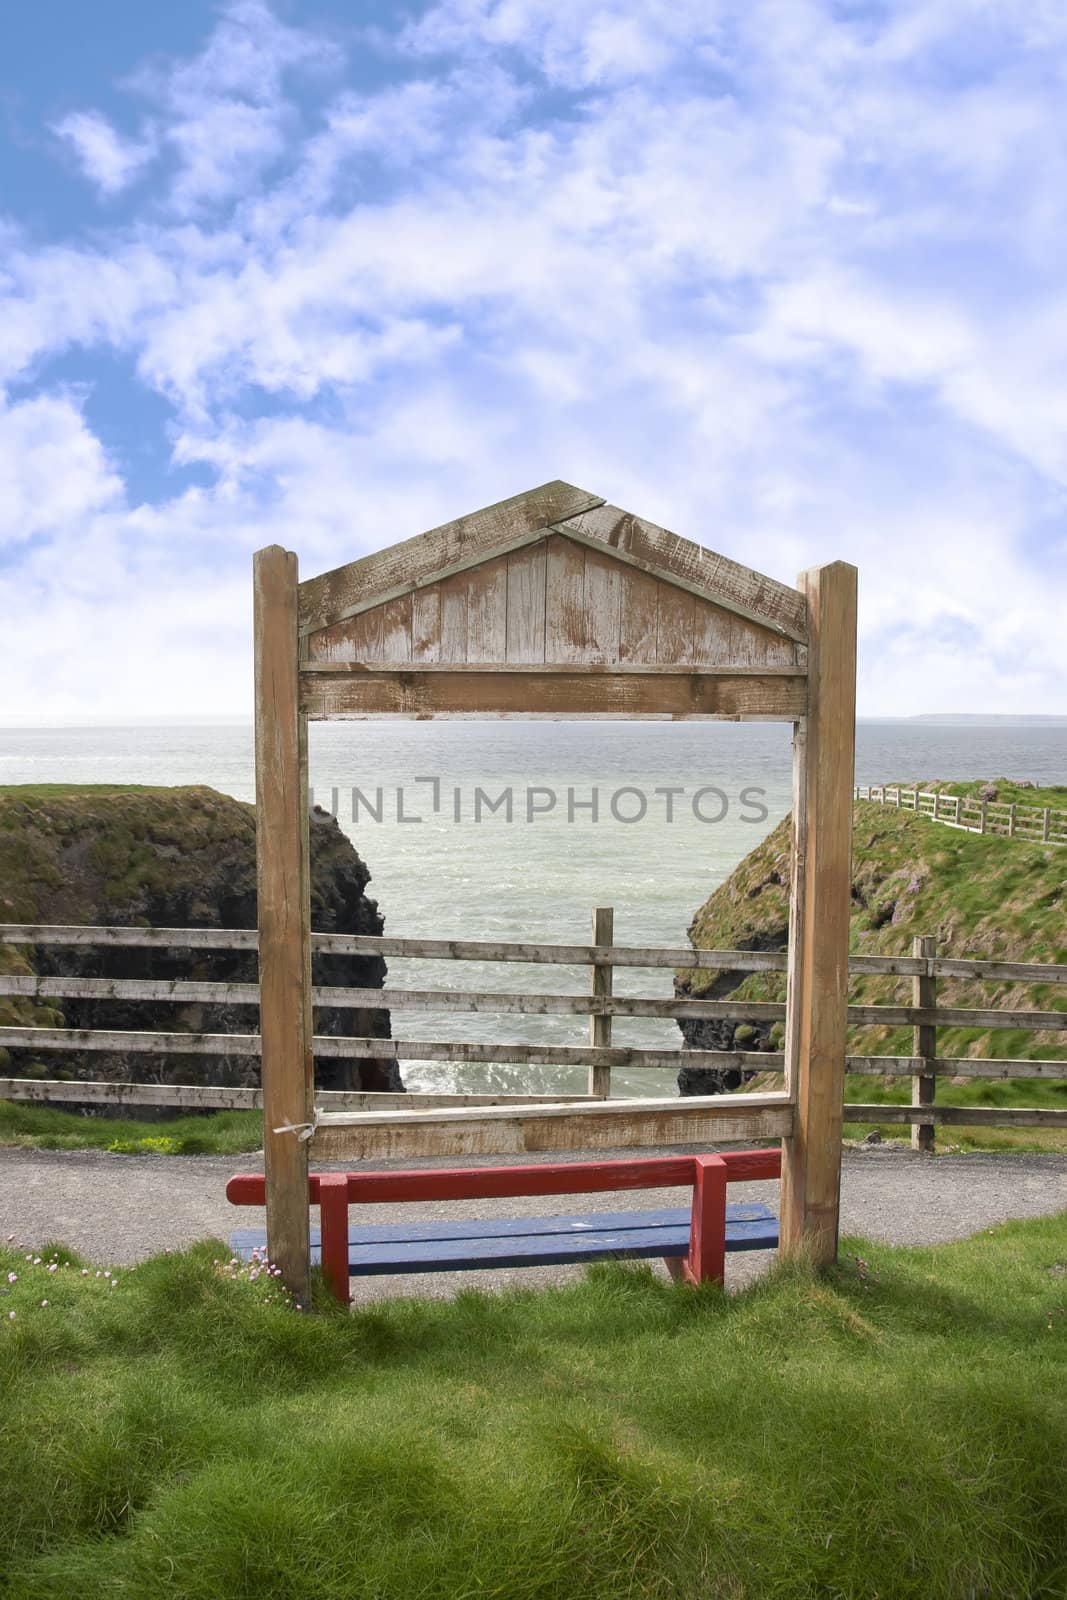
left=2, top=719, right=1064, bottom=1097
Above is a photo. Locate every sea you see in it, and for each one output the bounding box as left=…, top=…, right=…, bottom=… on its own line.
left=2, top=719, right=1064, bottom=1098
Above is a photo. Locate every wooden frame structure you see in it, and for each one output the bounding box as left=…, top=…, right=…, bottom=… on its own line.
left=253, top=481, right=858, bottom=1295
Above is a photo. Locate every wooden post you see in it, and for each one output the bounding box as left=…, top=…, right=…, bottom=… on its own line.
left=980, top=798, right=988, bottom=834
left=780, top=561, right=858, bottom=1267
left=911, top=934, right=936, bottom=1153
left=254, top=545, right=313, bottom=1301
left=685, top=1155, right=728, bottom=1284
left=589, top=906, right=613, bottom=1098
left=1044, top=808, right=1051, bottom=842
left=1008, top=803, right=1016, bottom=838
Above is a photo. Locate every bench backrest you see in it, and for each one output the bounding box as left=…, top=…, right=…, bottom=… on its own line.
left=226, top=1149, right=781, bottom=1209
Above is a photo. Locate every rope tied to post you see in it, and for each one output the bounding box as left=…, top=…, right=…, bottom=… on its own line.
left=272, top=1114, right=318, bottom=1142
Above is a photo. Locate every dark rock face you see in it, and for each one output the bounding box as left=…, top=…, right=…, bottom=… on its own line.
left=675, top=930, right=787, bottom=1096
left=0, top=787, right=400, bottom=1094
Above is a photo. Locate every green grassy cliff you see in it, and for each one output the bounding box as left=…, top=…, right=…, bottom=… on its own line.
left=0, top=785, right=397, bottom=1094
left=679, top=787, right=1067, bottom=1143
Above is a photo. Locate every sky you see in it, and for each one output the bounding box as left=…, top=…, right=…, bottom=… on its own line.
left=2, top=0, right=1066, bottom=720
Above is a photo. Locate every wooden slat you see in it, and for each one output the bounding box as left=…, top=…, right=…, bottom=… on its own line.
left=299, top=668, right=807, bottom=720
left=3, top=923, right=1064, bottom=985
left=781, top=560, right=857, bottom=1266
left=847, top=1104, right=1067, bottom=1129
left=618, top=567, right=659, bottom=662
left=254, top=544, right=312, bottom=1299
left=553, top=503, right=807, bottom=641
left=655, top=582, right=696, bottom=665
left=309, top=1092, right=793, bottom=1160
left=582, top=545, right=623, bottom=663
left=438, top=571, right=468, bottom=661
left=465, top=553, right=508, bottom=663
left=0, top=1026, right=780, bottom=1071
left=844, top=1056, right=1067, bottom=1079
left=411, top=587, right=441, bottom=662
left=544, top=533, right=586, bottom=661
left=0, top=1079, right=593, bottom=1109
left=0, top=975, right=787, bottom=1019
left=298, top=481, right=602, bottom=634
left=505, top=544, right=547, bottom=663
left=847, top=1005, right=1067, bottom=1029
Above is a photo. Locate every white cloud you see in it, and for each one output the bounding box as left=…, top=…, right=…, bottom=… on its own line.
left=0, top=394, right=124, bottom=546
left=1, top=0, right=1066, bottom=718
left=53, top=111, right=156, bottom=196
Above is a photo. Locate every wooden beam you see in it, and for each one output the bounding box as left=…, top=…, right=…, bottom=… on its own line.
left=780, top=560, right=858, bottom=1267
left=254, top=544, right=313, bottom=1301
left=297, top=482, right=603, bottom=634
left=309, top=1092, right=793, bottom=1161
left=300, top=668, right=807, bottom=720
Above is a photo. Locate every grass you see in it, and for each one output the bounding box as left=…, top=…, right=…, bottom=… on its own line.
left=0, top=1100, right=263, bottom=1155
left=0, top=1218, right=1065, bottom=1598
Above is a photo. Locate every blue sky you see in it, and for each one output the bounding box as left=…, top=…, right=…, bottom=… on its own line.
left=2, top=0, right=1066, bottom=718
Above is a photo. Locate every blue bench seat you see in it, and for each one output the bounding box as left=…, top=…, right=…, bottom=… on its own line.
left=231, top=1200, right=778, bottom=1277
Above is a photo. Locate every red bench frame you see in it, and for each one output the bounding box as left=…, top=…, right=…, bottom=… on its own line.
left=227, top=1149, right=781, bottom=1305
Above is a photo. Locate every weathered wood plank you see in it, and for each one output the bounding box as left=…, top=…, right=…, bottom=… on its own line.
left=380, top=594, right=412, bottom=662
left=310, top=1093, right=793, bottom=1160
left=465, top=554, right=508, bottom=663
left=299, top=669, right=807, bottom=720
left=439, top=572, right=468, bottom=661
left=0, top=1079, right=593, bottom=1109
left=544, top=533, right=587, bottom=661
left=505, top=544, right=547, bottom=663
left=0, top=1027, right=780, bottom=1072
left=781, top=560, right=858, bottom=1267
left=844, top=1056, right=1067, bottom=1079
left=655, top=582, right=696, bottom=665
left=553, top=503, right=807, bottom=641
left=847, top=1104, right=1067, bottom=1129
left=618, top=567, right=659, bottom=662
left=582, top=545, right=623, bottom=663
left=298, top=481, right=603, bottom=634
left=847, top=1005, right=1067, bottom=1029
left=411, top=587, right=441, bottom=662
left=254, top=544, right=312, bottom=1299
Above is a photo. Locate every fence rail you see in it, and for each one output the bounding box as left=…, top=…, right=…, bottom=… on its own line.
left=857, top=784, right=1067, bottom=844
left=0, top=920, right=1064, bottom=1146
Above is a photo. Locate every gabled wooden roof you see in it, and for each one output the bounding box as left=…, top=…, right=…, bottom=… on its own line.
left=298, top=480, right=807, bottom=645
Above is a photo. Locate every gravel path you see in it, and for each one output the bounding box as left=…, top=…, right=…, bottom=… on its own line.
left=2, top=1143, right=1065, bottom=1300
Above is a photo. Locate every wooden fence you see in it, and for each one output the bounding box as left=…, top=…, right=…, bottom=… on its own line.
left=857, top=784, right=1067, bottom=845
left=0, top=919, right=1064, bottom=1151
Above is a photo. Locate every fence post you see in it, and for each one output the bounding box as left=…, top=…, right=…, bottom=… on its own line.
left=1043, top=808, right=1051, bottom=842
left=1008, top=803, right=1016, bottom=838
left=589, top=906, right=614, bottom=1098
left=953, top=795, right=961, bottom=825
left=254, top=545, right=313, bottom=1301
left=912, top=934, right=937, bottom=1153
left=980, top=798, right=988, bottom=834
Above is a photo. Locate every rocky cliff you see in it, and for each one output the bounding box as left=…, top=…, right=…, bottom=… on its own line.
left=677, top=789, right=1067, bottom=1093
left=0, top=786, right=400, bottom=1094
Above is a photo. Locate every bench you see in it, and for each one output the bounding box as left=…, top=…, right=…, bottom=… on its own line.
left=227, top=1149, right=780, bottom=1305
